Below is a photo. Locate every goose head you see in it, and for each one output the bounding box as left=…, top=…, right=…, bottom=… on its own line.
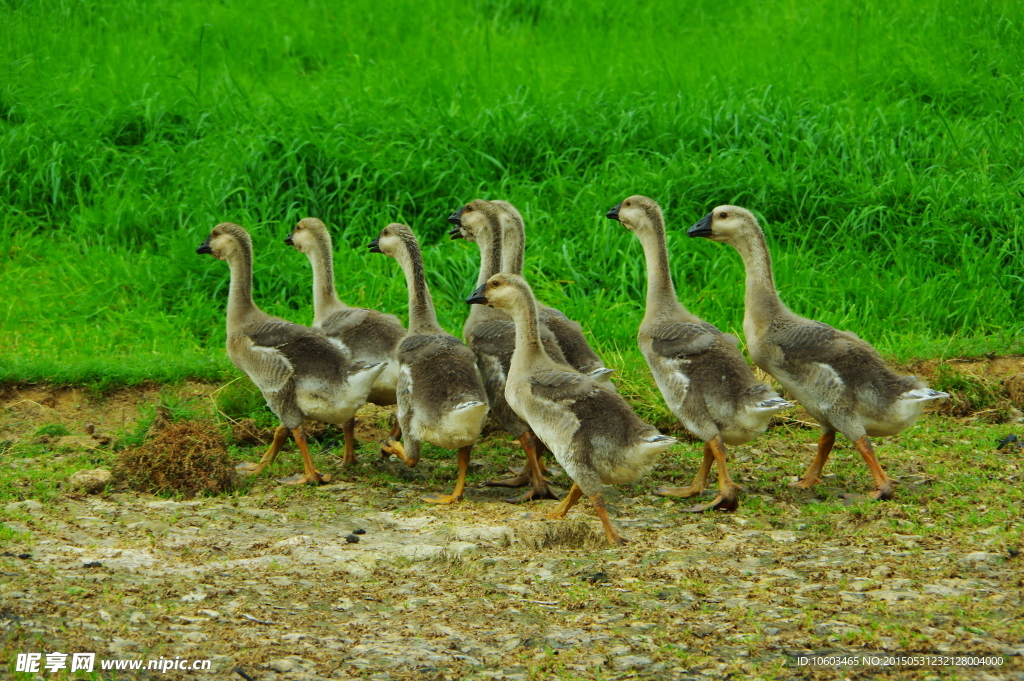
left=687, top=205, right=758, bottom=244
left=605, top=195, right=663, bottom=234
left=286, top=217, right=331, bottom=254
left=447, top=199, right=501, bottom=242
left=197, top=222, right=251, bottom=261
left=368, top=222, right=415, bottom=258
left=467, top=273, right=531, bottom=312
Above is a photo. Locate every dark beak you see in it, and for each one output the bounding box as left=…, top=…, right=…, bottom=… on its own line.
left=466, top=283, right=488, bottom=305
left=687, top=213, right=714, bottom=238
left=367, top=236, right=382, bottom=253
left=448, top=208, right=465, bottom=240
left=284, top=233, right=295, bottom=246
left=196, top=237, right=213, bottom=255
left=605, top=202, right=622, bottom=221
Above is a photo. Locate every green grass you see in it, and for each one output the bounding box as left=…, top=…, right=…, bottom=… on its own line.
left=1, top=0, right=1022, bottom=385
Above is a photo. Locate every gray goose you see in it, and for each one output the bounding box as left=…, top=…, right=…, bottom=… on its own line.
left=468, top=274, right=677, bottom=546
left=607, top=196, right=792, bottom=511
left=369, top=223, right=488, bottom=503
left=197, top=223, right=386, bottom=484
left=492, top=200, right=615, bottom=383
left=689, top=206, right=947, bottom=500
left=447, top=200, right=565, bottom=502
left=286, top=217, right=406, bottom=464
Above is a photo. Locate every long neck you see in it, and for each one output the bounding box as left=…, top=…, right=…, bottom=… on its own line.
left=225, top=245, right=259, bottom=333
left=733, top=228, right=787, bottom=326
left=475, top=226, right=502, bottom=286
left=502, top=219, right=525, bottom=275
left=306, top=238, right=344, bottom=325
left=508, top=294, right=549, bottom=370
left=635, top=221, right=686, bottom=322
left=397, top=243, right=443, bottom=334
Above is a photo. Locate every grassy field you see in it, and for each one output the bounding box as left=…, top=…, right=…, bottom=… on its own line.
left=0, top=0, right=1021, bottom=388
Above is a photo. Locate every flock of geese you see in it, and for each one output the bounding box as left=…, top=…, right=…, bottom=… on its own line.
left=197, top=196, right=948, bottom=546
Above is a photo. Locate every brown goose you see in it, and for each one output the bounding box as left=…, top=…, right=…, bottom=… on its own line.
left=607, top=196, right=792, bottom=511
left=468, top=274, right=676, bottom=546
left=447, top=200, right=565, bottom=502
left=286, top=217, right=406, bottom=464
left=197, top=223, right=386, bottom=484
left=688, top=206, right=947, bottom=500
left=368, top=223, right=488, bottom=503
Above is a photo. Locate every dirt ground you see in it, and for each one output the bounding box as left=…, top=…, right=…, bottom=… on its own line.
left=1, top=371, right=1022, bottom=681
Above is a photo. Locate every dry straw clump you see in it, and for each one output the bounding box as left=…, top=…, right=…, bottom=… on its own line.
left=111, top=420, right=236, bottom=498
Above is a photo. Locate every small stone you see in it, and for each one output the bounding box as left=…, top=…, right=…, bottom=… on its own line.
left=353, top=528, right=366, bottom=535
left=83, top=561, right=103, bottom=568
left=613, top=655, right=652, bottom=671
left=345, top=534, right=360, bottom=544
left=180, top=591, right=207, bottom=603
left=268, top=657, right=312, bottom=673
left=98, top=610, right=113, bottom=622
left=198, top=609, right=221, bottom=619
left=4, top=499, right=44, bottom=514
left=871, top=565, right=893, bottom=578
left=768, top=530, right=798, bottom=542
left=69, top=468, right=112, bottom=493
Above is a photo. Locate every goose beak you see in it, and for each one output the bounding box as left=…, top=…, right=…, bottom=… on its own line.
left=284, top=233, right=295, bottom=246
left=448, top=208, right=465, bottom=240
left=605, top=202, right=622, bottom=221
left=466, top=283, right=488, bottom=305
left=196, top=237, right=213, bottom=255
left=687, top=213, right=714, bottom=238
left=367, top=236, right=382, bottom=253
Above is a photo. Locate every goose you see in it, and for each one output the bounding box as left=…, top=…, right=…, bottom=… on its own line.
left=368, top=223, right=489, bottom=503
left=447, top=200, right=565, bottom=502
left=197, top=223, right=386, bottom=484
left=606, top=196, right=793, bottom=511
left=492, top=200, right=615, bottom=384
left=467, top=274, right=677, bottom=545
left=688, top=206, right=948, bottom=500
left=286, top=217, right=406, bottom=464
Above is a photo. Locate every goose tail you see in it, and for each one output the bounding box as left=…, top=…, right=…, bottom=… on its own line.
left=899, top=388, right=949, bottom=403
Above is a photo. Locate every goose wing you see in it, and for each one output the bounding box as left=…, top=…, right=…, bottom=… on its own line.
left=231, top=320, right=310, bottom=394
left=648, top=321, right=720, bottom=359
left=317, top=308, right=369, bottom=338
left=465, top=319, right=515, bottom=358
left=771, top=321, right=852, bottom=410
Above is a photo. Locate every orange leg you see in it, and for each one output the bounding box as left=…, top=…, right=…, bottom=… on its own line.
left=488, top=433, right=561, bottom=503
left=278, top=428, right=331, bottom=485
left=422, top=445, right=472, bottom=504
left=542, top=482, right=584, bottom=519
left=341, top=417, right=357, bottom=465
left=236, top=425, right=289, bottom=475
left=678, top=436, right=741, bottom=513
left=388, top=416, right=401, bottom=441
left=791, top=431, right=836, bottom=489
left=656, top=440, right=713, bottom=498
left=852, top=436, right=892, bottom=501
left=380, top=438, right=418, bottom=467
left=591, top=493, right=626, bottom=546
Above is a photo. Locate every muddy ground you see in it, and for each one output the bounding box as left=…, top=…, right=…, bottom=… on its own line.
left=1, top=371, right=1022, bottom=681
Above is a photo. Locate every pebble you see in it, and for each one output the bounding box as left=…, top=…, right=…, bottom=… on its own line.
left=69, top=468, right=112, bottom=494
left=345, top=534, right=360, bottom=543
left=353, top=528, right=366, bottom=535
left=4, top=499, right=44, bottom=514
left=612, top=655, right=652, bottom=671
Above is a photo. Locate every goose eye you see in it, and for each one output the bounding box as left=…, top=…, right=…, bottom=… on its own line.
left=719, top=211, right=728, bottom=219
left=465, top=206, right=474, bottom=212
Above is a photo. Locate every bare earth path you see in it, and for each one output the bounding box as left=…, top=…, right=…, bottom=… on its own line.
left=1, top=380, right=1022, bottom=680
